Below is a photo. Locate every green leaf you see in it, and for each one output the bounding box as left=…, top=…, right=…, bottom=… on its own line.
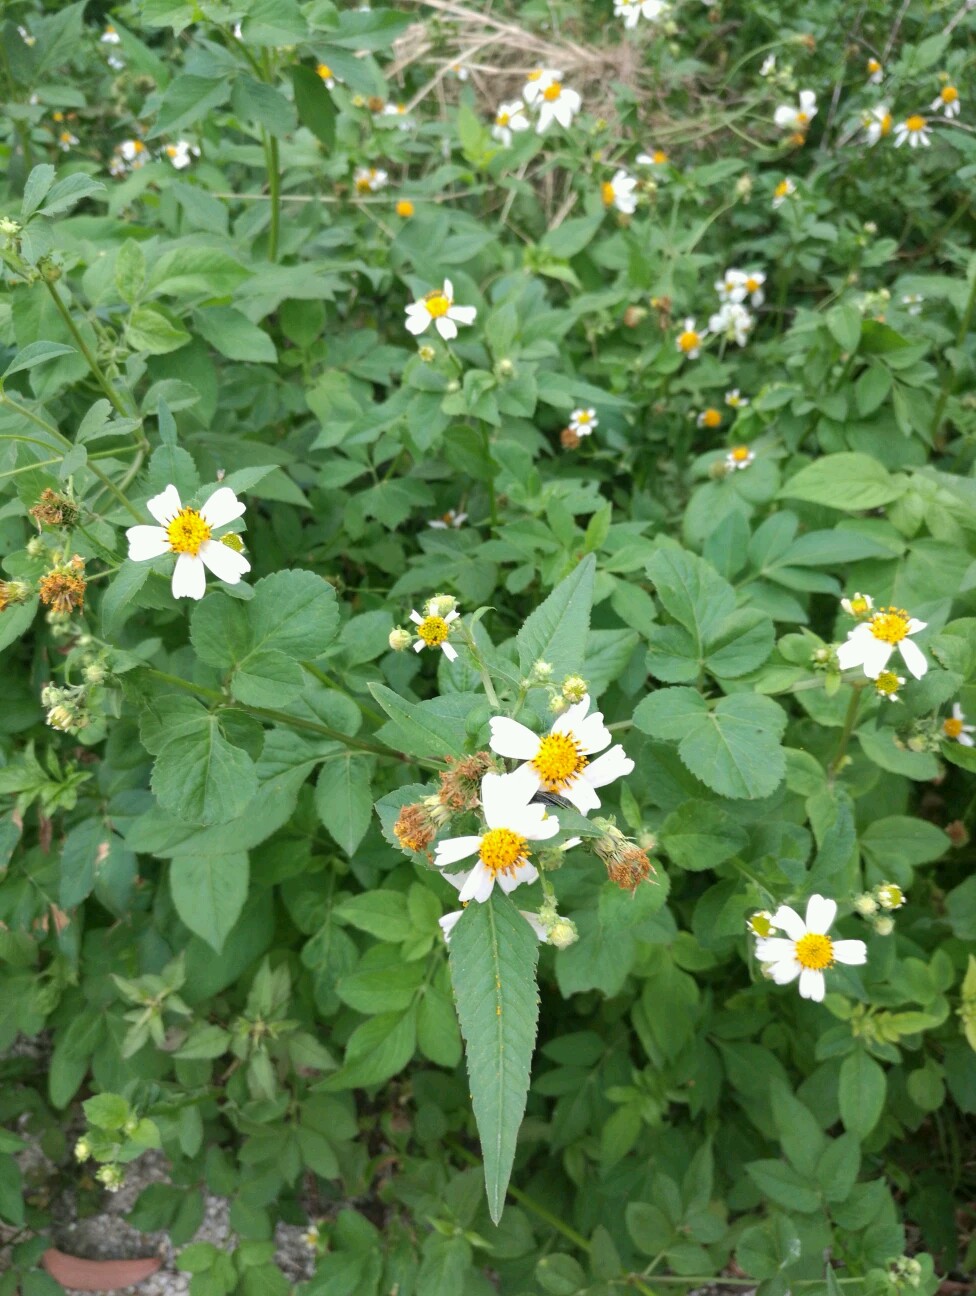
left=37, top=173, right=105, bottom=218
left=0, top=595, right=39, bottom=654
left=647, top=543, right=735, bottom=647
left=194, top=307, right=277, bottom=363
left=151, top=712, right=258, bottom=825
left=2, top=340, right=76, bottom=380
left=292, top=65, right=336, bottom=149
left=170, top=853, right=249, bottom=953
left=115, top=240, right=147, bottom=305
left=516, top=554, right=595, bottom=680
left=448, top=890, right=540, bottom=1224
left=147, top=74, right=232, bottom=138
left=779, top=454, right=905, bottom=511
left=335, top=891, right=412, bottom=941
left=838, top=1050, right=886, bottom=1137
left=83, top=1092, right=130, bottom=1130
left=825, top=305, right=862, bottom=353
left=315, top=755, right=374, bottom=856
left=322, top=1008, right=417, bottom=1090
left=634, top=688, right=787, bottom=800
left=149, top=247, right=250, bottom=297
left=369, top=684, right=472, bottom=759
left=126, top=304, right=191, bottom=355
left=659, top=800, right=748, bottom=871
left=21, top=165, right=56, bottom=221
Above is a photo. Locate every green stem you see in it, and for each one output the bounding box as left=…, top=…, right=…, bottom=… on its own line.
left=929, top=267, right=976, bottom=441
left=264, top=132, right=281, bottom=261
left=458, top=623, right=499, bottom=709
left=42, top=278, right=137, bottom=423
left=828, top=685, right=863, bottom=782
left=142, top=668, right=439, bottom=767
left=483, top=425, right=498, bottom=527
left=301, top=661, right=386, bottom=726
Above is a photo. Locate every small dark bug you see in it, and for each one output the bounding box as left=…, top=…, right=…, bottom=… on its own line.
left=531, top=791, right=573, bottom=810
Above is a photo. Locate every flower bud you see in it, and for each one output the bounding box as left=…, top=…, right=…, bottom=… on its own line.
left=547, top=917, right=578, bottom=949
left=74, top=1136, right=91, bottom=1162
left=874, top=915, right=894, bottom=936
left=548, top=694, right=567, bottom=714
left=854, top=892, right=878, bottom=917
left=418, top=344, right=436, bottom=363
left=747, top=910, right=776, bottom=937
left=561, top=675, right=587, bottom=703
left=529, top=660, right=553, bottom=683
left=0, top=580, right=30, bottom=612
left=876, top=881, right=905, bottom=911
left=83, top=661, right=107, bottom=685
left=389, top=626, right=413, bottom=652
left=496, top=357, right=515, bottom=377
left=425, top=593, right=457, bottom=618
left=95, top=1164, right=125, bottom=1192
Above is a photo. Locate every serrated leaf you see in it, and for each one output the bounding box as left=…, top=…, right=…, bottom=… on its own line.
left=779, top=453, right=904, bottom=511
left=315, top=754, right=373, bottom=855
left=448, top=891, right=540, bottom=1223
left=2, top=340, right=76, bottom=379
left=151, top=714, right=258, bottom=825
left=838, top=1050, right=886, bottom=1137
left=516, top=554, right=595, bottom=679
left=659, top=800, right=748, bottom=871
left=170, top=853, right=249, bottom=953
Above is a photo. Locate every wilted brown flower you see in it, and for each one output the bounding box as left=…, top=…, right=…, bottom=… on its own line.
left=606, top=847, right=654, bottom=892
left=0, top=580, right=30, bottom=613
left=560, top=427, right=580, bottom=450
left=38, top=557, right=86, bottom=615
left=438, top=752, right=497, bottom=813
left=394, top=803, right=438, bottom=855
left=30, top=488, right=79, bottom=529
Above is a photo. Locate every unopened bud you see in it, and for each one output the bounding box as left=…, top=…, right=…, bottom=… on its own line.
left=496, top=357, right=514, bottom=377
left=425, top=593, right=457, bottom=618
left=530, top=660, right=553, bottom=683
left=876, top=881, right=905, bottom=911
left=95, top=1164, right=125, bottom=1192
left=561, top=675, right=587, bottom=703
left=389, top=626, right=413, bottom=651
left=874, top=915, right=894, bottom=936
left=547, top=917, right=578, bottom=949
left=83, top=661, right=107, bottom=685
left=0, top=580, right=30, bottom=612
left=854, top=892, right=878, bottom=917
left=747, top=910, right=776, bottom=937
left=418, top=344, right=436, bottom=362
left=549, top=694, right=567, bottom=714
left=74, top=1136, right=91, bottom=1162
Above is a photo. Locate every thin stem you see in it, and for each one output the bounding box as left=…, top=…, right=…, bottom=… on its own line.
left=41, top=279, right=136, bottom=422
left=828, top=685, right=864, bottom=782
left=264, top=132, right=281, bottom=261
left=483, top=425, right=498, bottom=527
left=141, top=668, right=440, bottom=768
left=458, top=623, right=499, bottom=709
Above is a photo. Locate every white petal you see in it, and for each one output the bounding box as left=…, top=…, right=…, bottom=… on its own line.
left=769, top=958, right=801, bottom=985
left=833, top=939, right=867, bottom=966
left=413, top=641, right=425, bottom=653
left=200, top=486, right=246, bottom=529
left=755, top=937, right=796, bottom=962
left=444, top=610, right=460, bottom=623
left=146, top=484, right=182, bottom=526
left=489, top=717, right=540, bottom=760
left=520, top=912, right=548, bottom=941
left=125, top=525, right=170, bottom=561
left=860, top=636, right=894, bottom=679
left=898, top=637, right=928, bottom=680
left=448, top=305, right=477, bottom=326
left=500, top=762, right=542, bottom=806
left=573, top=711, right=612, bottom=754
left=171, top=553, right=206, bottom=600
left=409, top=610, right=423, bottom=625
left=497, top=861, right=538, bottom=893
left=805, top=894, right=836, bottom=933
left=404, top=312, right=430, bottom=335
left=440, top=642, right=458, bottom=662
left=481, top=771, right=528, bottom=826
left=443, top=278, right=453, bottom=299
left=562, top=777, right=602, bottom=814
left=439, top=911, right=463, bottom=940
left=798, top=968, right=825, bottom=1002
left=772, top=905, right=806, bottom=941
left=552, top=696, right=591, bottom=734
left=458, top=862, right=494, bottom=903
left=959, top=733, right=975, bottom=747
left=774, top=106, right=794, bottom=128
left=434, top=835, right=482, bottom=868
left=199, top=539, right=250, bottom=585
left=583, top=745, right=635, bottom=789
left=435, top=316, right=458, bottom=340
left=440, top=870, right=469, bottom=892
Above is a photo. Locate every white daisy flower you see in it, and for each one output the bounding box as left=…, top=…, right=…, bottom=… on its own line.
left=57, top=130, right=80, bottom=152
left=492, top=100, right=530, bottom=146
left=535, top=81, right=582, bottom=134
left=433, top=772, right=560, bottom=902
left=841, top=592, right=873, bottom=617
left=568, top=408, right=597, bottom=435
left=725, top=389, right=749, bottom=408
left=943, top=703, right=975, bottom=747
left=772, top=177, right=796, bottom=208
left=488, top=693, right=634, bottom=815
left=836, top=605, right=928, bottom=680
left=636, top=148, right=669, bottom=167
left=163, top=140, right=199, bottom=170
left=601, top=169, right=638, bottom=214
left=866, top=57, right=883, bottom=85
left=316, top=63, right=336, bottom=88
left=18, top=24, right=36, bottom=46
left=107, top=54, right=125, bottom=70
left=874, top=670, right=906, bottom=702
left=615, top=0, right=670, bottom=26
left=755, top=895, right=867, bottom=1002
left=380, top=102, right=412, bottom=130
left=862, top=104, right=893, bottom=146
left=901, top=293, right=924, bottom=315
left=725, top=445, right=754, bottom=471
left=774, top=89, right=817, bottom=132
left=101, top=24, right=121, bottom=44
left=708, top=301, right=754, bottom=347
left=428, top=508, right=467, bottom=530
left=302, top=1224, right=320, bottom=1250
left=438, top=871, right=547, bottom=943
left=449, top=62, right=470, bottom=81
left=716, top=268, right=747, bottom=302
left=697, top=407, right=722, bottom=429
left=893, top=115, right=931, bottom=148
left=125, top=484, right=251, bottom=601
left=747, top=910, right=778, bottom=937
left=353, top=166, right=388, bottom=194
left=118, top=139, right=148, bottom=168
left=404, top=279, right=477, bottom=341
left=409, top=605, right=460, bottom=661
left=741, top=269, right=766, bottom=306
left=931, top=85, right=960, bottom=119
left=676, top=317, right=706, bottom=359
left=522, top=68, right=563, bottom=106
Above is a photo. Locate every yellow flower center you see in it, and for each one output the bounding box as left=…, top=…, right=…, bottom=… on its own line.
left=60, top=132, right=73, bottom=145
left=702, top=408, right=722, bottom=428
left=875, top=670, right=901, bottom=696
left=795, top=932, right=834, bottom=970
left=796, top=111, right=809, bottom=126
left=132, top=140, right=145, bottom=153
left=317, top=64, right=332, bottom=80
left=526, top=70, right=543, bottom=82
left=944, top=716, right=964, bottom=738
left=905, top=114, right=926, bottom=132
left=869, top=607, right=910, bottom=644
left=745, top=276, right=760, bottom=291
left=531, top=732, right=587, bottom=791
left=355, top=177, right=372, bottom=193
left=165, top=145, right=177, bottom=157
left=424, top=291, right=451, bottom=318
left=774, top=180, right=791, bottom=197
left=575, top=411, right=591, bottom=424
left=396, top=199, right=414, bottom=217
left=730, top=445, right=751, bottom=462
left=497, top=111, right=510, bottom=126
left=166, top=508, right=211, bottom=556
left=942, top=86, right=958, bottom=104
left=479, top=827, right=528, bottom=876
left=601, top=181, right=616, bottom=206
left=880, top=113, right=892, bottom=134
left=749, top=913, right=773, bottom=937
left=542, top=82, right=563, bottom=102
left=652, top=149, right=668, bottom=163
left=849, top=596, right=868, bottom=614
left=53, top=111, right=64, bottom=122
left=867, top=59, right=880, bottom=73
left=678, top=330, right=700, bottom=352
left=417, top=614, right=449, bottom=646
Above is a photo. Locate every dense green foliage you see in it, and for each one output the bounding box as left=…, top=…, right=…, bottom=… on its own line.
left=1, top=1, right=976, bottom=1294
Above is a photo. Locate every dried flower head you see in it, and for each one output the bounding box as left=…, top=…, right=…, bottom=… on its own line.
left=560, top=427, right=581, bottom=450
left=0, top=580, right=31, bottom=613
left=438, top=752, right=498, bottom=812
left=30, top=488, right=79, bottom=529
left=38, top=558, right=86, bottom=616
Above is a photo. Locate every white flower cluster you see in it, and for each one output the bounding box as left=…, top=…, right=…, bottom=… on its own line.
left=708, top=266, right=764, bottom=347
left=492, top=68, right=582, bottom=142
left=108, top=138, right=199, bottom=176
